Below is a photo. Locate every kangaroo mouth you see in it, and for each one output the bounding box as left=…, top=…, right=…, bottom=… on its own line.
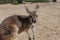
left=32, top=20, right=36, bottom=23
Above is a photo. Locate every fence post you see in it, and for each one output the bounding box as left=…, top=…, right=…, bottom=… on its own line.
left=53, top=0, right=56, bottom=2
left=17, top=0, right=23, bottom=3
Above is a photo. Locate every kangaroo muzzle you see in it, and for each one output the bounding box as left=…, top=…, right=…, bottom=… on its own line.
left=32, top=19, right=36, bottom=23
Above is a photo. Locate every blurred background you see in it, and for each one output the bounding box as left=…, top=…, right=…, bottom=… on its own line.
left=0, top=0, right=57, bottom=4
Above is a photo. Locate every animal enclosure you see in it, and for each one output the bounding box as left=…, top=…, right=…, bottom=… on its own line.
left=0, top=2, right=60, bottom=40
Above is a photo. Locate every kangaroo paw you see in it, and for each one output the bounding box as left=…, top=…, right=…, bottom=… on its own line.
left=29, top=37, right=31, bottom=40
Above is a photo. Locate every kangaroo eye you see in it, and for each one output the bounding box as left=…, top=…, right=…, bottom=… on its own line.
left=36, top=15, right=38, bottom=17
left=30, top=13, right=32, bottom=14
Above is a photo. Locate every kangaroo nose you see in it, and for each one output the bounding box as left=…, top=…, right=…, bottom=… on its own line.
left=32, top=20, right=36, bottom=23
left=34, top=20, right=36, bottom=23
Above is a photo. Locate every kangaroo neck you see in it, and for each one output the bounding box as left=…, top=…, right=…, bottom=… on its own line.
left=17, top=15, right=32, bottom=24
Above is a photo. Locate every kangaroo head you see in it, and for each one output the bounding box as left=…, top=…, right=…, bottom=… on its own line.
left=25, top=5, right=39, bottom=23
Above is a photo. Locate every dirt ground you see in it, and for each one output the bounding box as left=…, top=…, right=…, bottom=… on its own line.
left=0, top=2, right=60, bottom=40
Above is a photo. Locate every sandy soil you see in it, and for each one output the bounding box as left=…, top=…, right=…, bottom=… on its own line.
left=0, top=2, right=60, bottom=40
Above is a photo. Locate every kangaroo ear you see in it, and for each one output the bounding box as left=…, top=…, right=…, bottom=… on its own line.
left=25, top=6, right=30, bottom=13
left=35, top=5, right=39, bottom=12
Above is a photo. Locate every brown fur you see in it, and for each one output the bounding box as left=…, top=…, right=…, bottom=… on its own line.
left=0, top=5, right=39, bottom=40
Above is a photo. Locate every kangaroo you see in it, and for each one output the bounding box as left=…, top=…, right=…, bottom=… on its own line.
left=0, top=5, right=39, bottom=40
